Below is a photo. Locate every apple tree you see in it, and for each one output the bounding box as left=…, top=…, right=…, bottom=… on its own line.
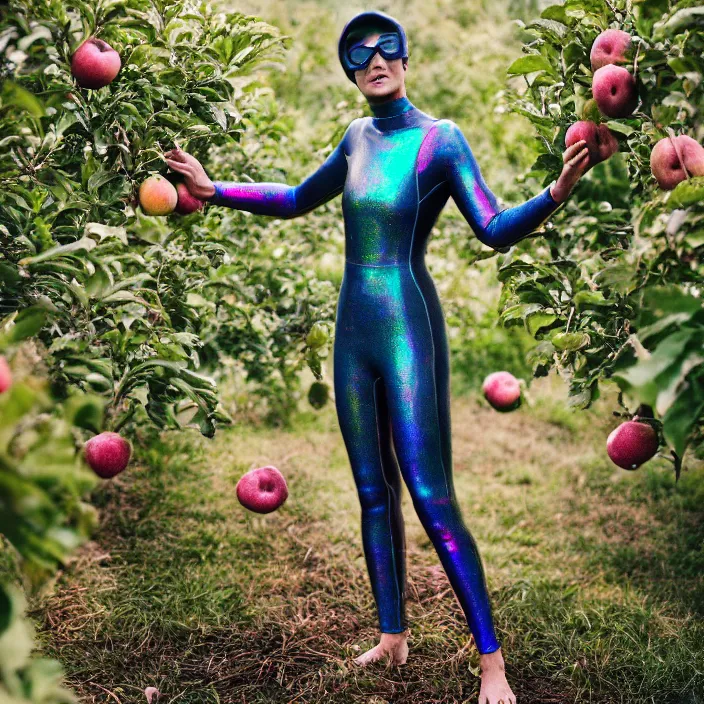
left=497, top=0, right=704, bottom=476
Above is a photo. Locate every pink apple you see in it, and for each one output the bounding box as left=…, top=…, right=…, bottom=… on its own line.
left=592, top=64, right=638, bottom=118
left=482, top=371, right=521, bottom=412
left=175, top=182, right=205, bottom=215
left=566, top=121, right=619, bottom=169
left=650, top=134, right=704, bottom=190
left=84, top=431, right=132, bottom=479
left=0, top=356, right=11, bottom=393
left=590, top=29, right=632, bottom=71
left=71, top=38, right=121, bottom=89
left=236, top=465, right=288, bottom=514
left=606, top=420, right=658, bottom=470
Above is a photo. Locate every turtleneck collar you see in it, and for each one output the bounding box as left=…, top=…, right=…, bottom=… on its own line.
left=369, top=95, right=413, bottom=118
left=368, top=95, right=420, bottom=132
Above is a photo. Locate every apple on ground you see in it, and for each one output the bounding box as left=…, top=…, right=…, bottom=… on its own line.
left=650, top=134, right=704, bottom=190
left=590, top=29, right=632, bottom=71
left=236, top=465, right=289, bottom=514
left=592, top=64, right=638, bottom=118
left=482, top=371, right=521, bottom=412
left=84, top=431, right=132, bottom=479
left=71, top=38, right=121, bottom=89
left=139, top=175, right=178, bottom=216
left=566, top=121, right=619, bottom=169
left=606, top=420, right=658, bottom=470
left=0, top=356, right=11, bottom=393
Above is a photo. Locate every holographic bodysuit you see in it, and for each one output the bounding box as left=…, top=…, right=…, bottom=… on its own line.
left=208, top=95, right=561, bottom=654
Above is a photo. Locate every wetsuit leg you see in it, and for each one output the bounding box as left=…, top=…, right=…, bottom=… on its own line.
left=334, top=336, right=407, bottom=634
left=381, top=266, right=501, bottom=655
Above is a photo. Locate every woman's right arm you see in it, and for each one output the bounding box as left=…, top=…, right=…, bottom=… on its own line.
left=166, top=120, right=357, bottom=220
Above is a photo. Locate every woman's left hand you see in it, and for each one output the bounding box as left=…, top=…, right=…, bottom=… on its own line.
left=550, top=140, right=590, bottom=204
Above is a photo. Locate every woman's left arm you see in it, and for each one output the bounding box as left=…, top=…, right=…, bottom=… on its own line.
left=439, top=120, right=588, bottom=252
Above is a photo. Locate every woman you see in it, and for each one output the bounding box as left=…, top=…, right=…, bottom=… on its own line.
left=165, top=10, right=588, bottom=703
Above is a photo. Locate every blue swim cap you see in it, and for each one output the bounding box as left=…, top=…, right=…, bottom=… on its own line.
left=338, top=11, right=409, bottom=84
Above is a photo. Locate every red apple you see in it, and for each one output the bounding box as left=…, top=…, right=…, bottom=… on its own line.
left=482, top=371, right=521, bottom=412
left=71, top=38, right=121, bottom=89
left=592, top=64, right=638, bottom=118
left=236, top=465, right=288, bottom=514
left=566, top=121, right=619, bottom=169
left=650, top=134, right=704, bottom=190
left=84, top=431, right=132, bottom=479
left=0, top=356, right=11, bottom=393
left=606, top=420, right=658, bottom=470
left=590, top=29, right=632, bottom=71
left=175, top=182, right=205, bottom=215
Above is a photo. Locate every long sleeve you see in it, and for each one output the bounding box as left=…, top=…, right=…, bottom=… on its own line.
left=438, top=120, right=562, bottom=252
left=206, top=120, right=355, bottom=219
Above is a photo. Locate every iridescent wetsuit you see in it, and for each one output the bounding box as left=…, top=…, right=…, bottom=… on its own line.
left=207, top=95, right=561, bottom=654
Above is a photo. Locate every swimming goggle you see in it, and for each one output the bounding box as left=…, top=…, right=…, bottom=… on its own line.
left=343, top=32, right=404, bottom=72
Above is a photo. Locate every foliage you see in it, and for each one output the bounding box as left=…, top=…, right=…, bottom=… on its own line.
left=499, top=0, right=704, bottom=473
left=0, top=347, right=104, bottom=704
left=0, top=0, right=340, bottom=434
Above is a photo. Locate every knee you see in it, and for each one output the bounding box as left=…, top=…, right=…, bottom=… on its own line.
left=357, top=482, right=391, bottom=512
left=413, top=497, right=460, bottom=542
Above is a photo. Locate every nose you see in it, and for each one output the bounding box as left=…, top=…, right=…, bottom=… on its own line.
left=368, top=51, right=386, bottom=71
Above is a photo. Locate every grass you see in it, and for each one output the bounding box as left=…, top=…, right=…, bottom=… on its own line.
left=29, top=372, right=704, bottom=703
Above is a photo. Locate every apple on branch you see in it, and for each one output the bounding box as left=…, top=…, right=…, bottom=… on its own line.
left=606, top=420, right=658, bottom=470
left=592, top=64, right=638, bottom=118
left=138, top=175, right=178, bottom=216
left=650, top=134, right=704, bottom=190
left=590, top=29, right=632, bottom=71
left=71, top=38, right=121, bottom=89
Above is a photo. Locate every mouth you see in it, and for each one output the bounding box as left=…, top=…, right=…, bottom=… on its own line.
left=369, top=74, right=388, bottom=84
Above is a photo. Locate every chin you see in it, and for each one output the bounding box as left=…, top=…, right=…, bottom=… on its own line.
left=366, top=84, right=398, bottom=99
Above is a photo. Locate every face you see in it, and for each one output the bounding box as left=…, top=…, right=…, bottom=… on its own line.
left=352, top=32, right=407, bottom=102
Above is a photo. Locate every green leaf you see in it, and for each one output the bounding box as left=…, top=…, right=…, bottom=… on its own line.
left=526, top=311, right=558, bottom=336
left=17, top=237, right=97, bottom=266
left=668, top=176, right=704, bottom=208
left=63, top=394, right=105, bottom=433
left=507, top=55, right=555, bottom=76
left=573, top=290, right=609, bottom=309
left=605, top=120, right=635, bottom=136
left=1, top=80, right=45, bottom=118
left=653, top=6, right=704, bottom=39
left=612, top=329, right=702, bottom=407
left=84, top=222, right=128, bottom=245
left=87, top=170, right=122, bottom=195
left=7, top=306, right=48, bottom=342
left=551, top=331, right=591, bottom=352
left=661, top=370, right=704, bottom=458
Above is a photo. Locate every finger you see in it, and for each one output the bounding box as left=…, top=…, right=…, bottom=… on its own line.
left=165, top=158, right=191, bottom=174
left=567, top=148, right=589, bottom=168
left=563, top=140, right=587, bottom=161
left=166, top=149, right=187, bottom=163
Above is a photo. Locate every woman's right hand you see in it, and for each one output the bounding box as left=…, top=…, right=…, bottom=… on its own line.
left=164, top=147, right=216, bottom=200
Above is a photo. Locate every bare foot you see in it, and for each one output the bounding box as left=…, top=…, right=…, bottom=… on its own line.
left=477, top=649, right=516, bottom=704
left=352, top=630, right=409, bottom=667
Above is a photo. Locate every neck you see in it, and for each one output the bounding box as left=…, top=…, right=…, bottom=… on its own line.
left=368, top=94, right=413, bottom=119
